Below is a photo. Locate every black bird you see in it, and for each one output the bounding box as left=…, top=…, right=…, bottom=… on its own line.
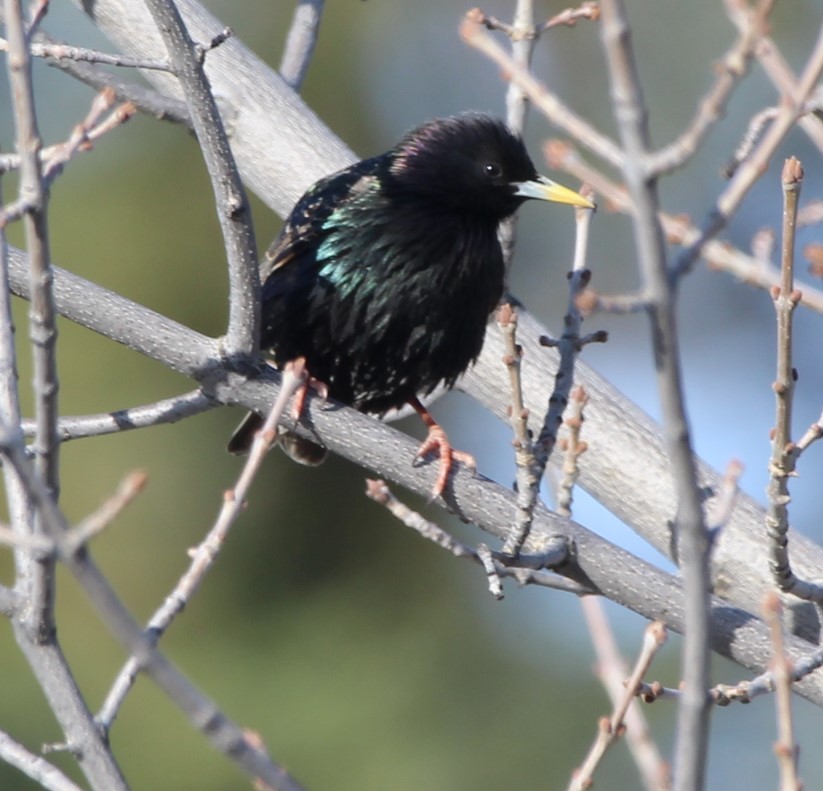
left=229, top=113, right=593, bottom=495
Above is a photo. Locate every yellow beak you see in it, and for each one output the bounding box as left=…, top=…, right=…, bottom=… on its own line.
left=514, top=175, right=595, bottom=209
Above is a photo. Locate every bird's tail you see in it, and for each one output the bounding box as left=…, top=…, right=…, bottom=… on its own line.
left=227, top=412, right=327, bottom=466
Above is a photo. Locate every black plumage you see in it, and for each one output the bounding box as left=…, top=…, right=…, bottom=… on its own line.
left=229, top=113, right=593, bottom=493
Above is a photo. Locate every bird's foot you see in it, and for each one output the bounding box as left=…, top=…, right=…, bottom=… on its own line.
left=414, top=425, right=476, bottom=499
left=285, top=357, right=329, bottom=422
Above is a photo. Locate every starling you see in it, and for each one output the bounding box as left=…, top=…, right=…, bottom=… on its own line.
left=229, top=113, right=593, bottom=495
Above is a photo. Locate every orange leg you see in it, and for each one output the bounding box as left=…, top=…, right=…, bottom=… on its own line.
left=409, top=397, right=476, bottom=498
left=286, top=357, right=329, bottom=422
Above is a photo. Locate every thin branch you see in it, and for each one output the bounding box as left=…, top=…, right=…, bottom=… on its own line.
left=0, top=26, right=127, bottom=788
left=67, top=471, right=148, bottom=555
left=0, top=89, right=134, bottom=226
left=0, top=728, right=84, bottom=791
left=762, top=592, right=802, bottom=791
left=545, top=138, right=823, bottom=315
left=279, top=0, right=325, bottom=91
left=8, top=241, right=823, bottom=704
left=723, top=105, right=778, bottom=179
left=555, top=386, right=588, bottom=517
left=542, top=2, right=600, bottom=31
left=0, top=421, right=306, bottom=791
left=515, top=194, right=594, bottom=552
left=581, top=598, right=671, bottom=791
left=0, top=97, right=136, bottom=177
left=96, top=365, right=306, bottom=736
left=461, top=10, right=623, bottom=169
left=598, top=3, right=712, bottom=789
left=792, top=408, right=823, bottom=455
left=497, top=304, right=541, bottom=556
left=504, top=0, right=538, bottom=136
left=144, top=0, right=259, bottom=358
left=500, top=0, right=538, bottom=269
left=5, top=0, right=60, bottom=645
left=648, top=0, right=773, bottom=176
left=364, top=479, right=579, bottom=600
left=569, top=620, right=668, bottom=791
left=0, top=36, right=173, bottom=70
left=36, top=29, right=191, bottom=127
left=671, top=21, right=823, bottom=282
left=499, top=195, right=595, bottom=556
left=706, top=459, right=743, bottom=536
left=25, top=0, right=47, bottom=33
left=20, top=389, right=217, bottom=443
left=764, top=158, right=823, bottom=602
left=0, top=523, right=53, bottom=554
left=641, top=632, right=823, bottom=707
left=725, top=0, right=823, bottom=154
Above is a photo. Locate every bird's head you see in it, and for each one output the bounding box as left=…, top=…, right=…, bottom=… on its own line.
left=388, top=114, right=593, bottom=220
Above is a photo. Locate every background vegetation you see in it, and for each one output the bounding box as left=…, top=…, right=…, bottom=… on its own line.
left=1, top=1, right=822, bottom=789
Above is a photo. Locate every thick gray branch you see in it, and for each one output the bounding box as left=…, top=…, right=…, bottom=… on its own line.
left=6, top=245, right=823, bottom=707
left=63, top=0, right=823, bottom=696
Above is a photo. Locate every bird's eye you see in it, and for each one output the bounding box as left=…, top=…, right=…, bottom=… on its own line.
left=483, top=162, right=503, bottom=179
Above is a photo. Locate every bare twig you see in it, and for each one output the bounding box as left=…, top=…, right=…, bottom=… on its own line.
left=542, top=2, right=600, bottom=30
left=649, top=0, right=773, bottom=176
left=21, top=389, right=217, bottom=443
left=0, top=27, right=128, bottom=786
left=0, top=728, right=84, bottom=791
left=461, top=10, right=623, bottom=168
left=581, top=599, right=671, bottom=791
left=279, top=0, right=325, bottom=91
left=723, top=105, right=778, bottom=179
left=0, top=523, right=53, bottom=554
left=0, top=90, right=134, bottom=225
left=546, top=138, right=823, bottom=315
left=499, top=0, right=538, bottom=269
left=365, top=478, right=579, bottom=599
left=556, top=386, right=588, bottom=517
left=96, top=364, right=307, bottom=736
left=497, top=304, right=541, bottom=556
left=67, top=471, right=148, bottom=554
left=504, top=0, right=537, bottom=135
left=569, top=620, right=668, bottom=791
left=0, top=36, right=173, bottom=70
left=0, top=97, right=136, bottom=177
left=42, top=94, right=135, bottom=184
left=144, top=0, right=259, bottom=358
left=765, top=158, right=823, bottom=603
left=725, top=0, right=823, bottom=154
left=763, top=592, right=802, bottom=791
left=0, top=421, right=305, bottom=790
left=5, top=0, right=60, bottom=642
left=500, top=194, right=594, bottom=556
left=706, top=459, right=743, bottom=536
left=32, top=26, right=191, bottom=127
left=670, top=22, right=823, bottom=283
left=8, top=241, right=823, bottom=704
left=639, top=636, right=823, bottom=708
left=25, top=0, right=47, bottom=33
left=530, top=197, right=595, bottom=527
left=792, top=408, right=823, bottom=455
left=598, top=3, right=712, bottom=788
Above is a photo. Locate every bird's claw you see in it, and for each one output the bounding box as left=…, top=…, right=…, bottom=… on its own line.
left=285, top=357, right=329, bottom=422
left=414, top=425, right=476, bottom=499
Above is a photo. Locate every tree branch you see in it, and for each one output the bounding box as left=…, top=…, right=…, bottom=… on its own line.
left=279, top=0, right=325, bottom=91
left=598, top=2, right=710, bottom=787
left=144, top=0, right=259, bottom=358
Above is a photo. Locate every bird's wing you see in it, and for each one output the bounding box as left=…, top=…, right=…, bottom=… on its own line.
left=260, top=157, right=383, bottom=286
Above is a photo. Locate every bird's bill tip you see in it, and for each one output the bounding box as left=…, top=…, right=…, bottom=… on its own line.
left=515, top=176, right=595, bottom=209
